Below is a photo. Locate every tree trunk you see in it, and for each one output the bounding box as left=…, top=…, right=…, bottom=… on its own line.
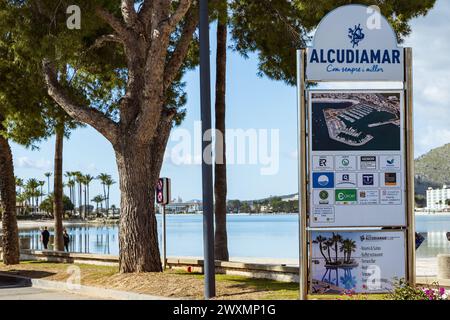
left=103, top=184, right=107, bottom=216
left=0, top=121, right=20, bottom=265
left=115, top=142, right=161, bottom=273
left=214, top=3, right=229, bottom=261
left=53, top=125, right=64, bottom=251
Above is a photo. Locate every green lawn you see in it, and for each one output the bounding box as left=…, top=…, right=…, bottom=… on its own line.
left=0, top=261, right=387, bottom=300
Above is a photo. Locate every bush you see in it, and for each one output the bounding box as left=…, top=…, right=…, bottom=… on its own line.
left=386, top=279, right=448, bottom=300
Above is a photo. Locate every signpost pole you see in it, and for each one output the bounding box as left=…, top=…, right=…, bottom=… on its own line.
left=404, top=47, right=416, bottom=285
left=162, top=204, right=167, bottom=270
left=199, top=0, right=216, bottom=299
left=297, top=48, right=308, bottom=300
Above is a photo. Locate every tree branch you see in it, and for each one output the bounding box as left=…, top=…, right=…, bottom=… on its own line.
left=164, top=0, right=192, bottom=32
left=121, top=0, right=143, bottom=31
left=89, top=34, right=123, bottom=50
left=164, top=7, right=198, bottom=91
left=96, top=6, right=131, bottom=40
left=42, top=59, right=119, bottom=144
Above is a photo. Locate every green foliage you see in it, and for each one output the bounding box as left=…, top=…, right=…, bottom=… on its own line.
left=230, top=0, right=436, bottom=85
left=39, top=193, right=74, bottom=215
left=386, top=279, right=428, bottom=300
left=1, top=0, right=200, bottom=128
left=415, top=194, right=426, bottom=208
left=386, top=279, right=448, bottom=300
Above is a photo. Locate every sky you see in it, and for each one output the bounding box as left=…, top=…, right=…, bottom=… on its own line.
left=11, top=0, right=450, bottom=207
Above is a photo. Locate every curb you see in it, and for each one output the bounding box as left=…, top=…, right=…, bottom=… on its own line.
left=0, top=273, right=175, bottom=300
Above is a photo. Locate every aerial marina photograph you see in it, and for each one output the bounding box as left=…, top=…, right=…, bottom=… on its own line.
left=0, top=0, right=449, bottom=316
left=311, top=92, right=401, bottom=151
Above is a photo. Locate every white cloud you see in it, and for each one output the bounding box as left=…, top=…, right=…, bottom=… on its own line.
left=404, top=0, right=450, bottom=156
left=415, top=127, right=450, bottom=156
left=15, top=157, right=52, bottom=171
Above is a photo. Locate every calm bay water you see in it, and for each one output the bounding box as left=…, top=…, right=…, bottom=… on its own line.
left=18, top=214, right=450, bottom=259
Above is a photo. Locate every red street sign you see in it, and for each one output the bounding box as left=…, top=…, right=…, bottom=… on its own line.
left=156, top=178, right=171, bottom=205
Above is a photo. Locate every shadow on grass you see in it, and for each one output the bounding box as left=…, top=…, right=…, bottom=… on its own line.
left=0, top=269, right=56, bottom=279
left=173, top=270, right=299, bottom=299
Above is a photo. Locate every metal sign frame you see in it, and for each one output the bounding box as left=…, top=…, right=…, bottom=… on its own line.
left=297, top=47, right=415, bottom=299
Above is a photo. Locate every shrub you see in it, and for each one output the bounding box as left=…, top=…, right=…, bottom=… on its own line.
left=386, top=279, right=448, bottom=300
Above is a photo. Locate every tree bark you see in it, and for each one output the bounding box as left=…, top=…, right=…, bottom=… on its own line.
left=0, top=120, right=20, bottom=265
left=115, top=143, right=160, bottom=272
left=115, top=112, right=172, bottom=273
left=214, top=3, right=229, bottom=261
left=53, top=124, right=65, bottom=251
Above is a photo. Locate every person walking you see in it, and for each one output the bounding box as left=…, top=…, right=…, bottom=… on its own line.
left=63, top=229, right=70, bottom=252
left=41, top=227, right=50, bottom=250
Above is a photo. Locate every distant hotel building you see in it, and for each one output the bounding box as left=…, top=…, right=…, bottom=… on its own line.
left=426, top=185, right=450, bottom=211
left=163, top=201, right=203, bottom=214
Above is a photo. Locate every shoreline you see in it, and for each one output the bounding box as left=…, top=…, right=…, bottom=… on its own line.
left=15, top=219, right=118, bottom=231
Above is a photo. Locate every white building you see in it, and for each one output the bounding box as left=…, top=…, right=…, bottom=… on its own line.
left=164, top=201, right=202, bottom=214
left=426, top=185, right=450, bottom=211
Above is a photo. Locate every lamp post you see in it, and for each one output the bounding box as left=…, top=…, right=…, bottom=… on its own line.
left=199, top=0, right=216, bottom=299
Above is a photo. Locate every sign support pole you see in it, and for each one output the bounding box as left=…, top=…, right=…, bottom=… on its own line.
left=162, top=204, right=167, bottom=270
left=199, top=0, right=216, bottom=299
left=297, top=48, right=308, bottom=300
left=404, top=47, right=416, bottom=285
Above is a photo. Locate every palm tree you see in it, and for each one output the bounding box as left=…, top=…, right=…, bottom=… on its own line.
left=66, top=179, right=76, bottom=215
left=313, top=235, right=329, bottom=264
left=25, top=178, right=39, bottom=214
left=64, top=171, right=73, bottom=204
left=214, top=0, right=229, bottom=261
left=15, top=177, right=24, bottom=195
left=83, top=174, right=95, bottom=218
left=44, top=172, right=52, bottom=195
left=340, top=239, right=357, bottom=264
left=73, top=171, right=83, bottom=216
left=104, top=176, right=116, bottom=215
left=16, top=192, right=28, bottom=215
left=323, top=239, right=334, bottom=265
left=331, top=233, right=343, bottom=264
left=38, top=180, right=45, bottom=205
left=92, top=195, right=104, bottom=216
left=97, top=173, right=110, bottom=213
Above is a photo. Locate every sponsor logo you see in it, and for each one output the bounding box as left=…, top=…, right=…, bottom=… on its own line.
left=336, top=172, right=356, bottom=187
left=313, top=156, right=334, bottom=170
left=384, top=172, right=397, bottom=186
left=358, top=190, right=379, bottom=205
left=362, top=174, right=374, bottom=186
left=318, top=191, right=330, bottom=204
left=380, top=155, right=401, bottom=170
left=380, top=189, right=401, bottom=204
left=319, top=191, right=329, bottom=200
left=335, top=189, right=357, bottom=203
left=360, top=156, right=377, bottom=170
left=335, top=156, right=356, bottom=171
left=313, top=172, right=334, bottom=188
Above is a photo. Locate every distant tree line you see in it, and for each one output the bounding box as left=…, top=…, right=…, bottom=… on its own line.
left=227, top=197, right=298, bottom=214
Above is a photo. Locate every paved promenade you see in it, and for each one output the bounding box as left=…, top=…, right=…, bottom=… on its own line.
left=0, top=287, right=103, bottom=300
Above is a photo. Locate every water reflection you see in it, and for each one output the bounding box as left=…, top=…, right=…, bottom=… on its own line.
left=20, top=226, right=118, bottom=255
left=16, top=214, right=450, bottom=258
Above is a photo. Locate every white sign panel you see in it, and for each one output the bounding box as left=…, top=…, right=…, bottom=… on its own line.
left=306, top=5, right=404, bottom=81
left=310, top=230, right=406, bottom=294
left=309, top=91, right=406, bottom=227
